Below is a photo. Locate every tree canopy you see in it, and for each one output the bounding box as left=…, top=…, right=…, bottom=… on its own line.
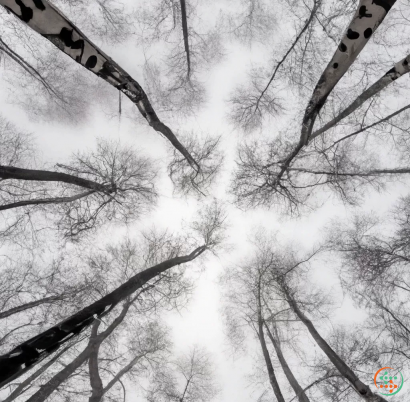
left=1, top=0, right=410, bottom=401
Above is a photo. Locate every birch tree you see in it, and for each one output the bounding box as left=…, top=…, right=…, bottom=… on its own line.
left=231, top=0, right=407, bottom=212
left=0, top=0, right=199, bottom=170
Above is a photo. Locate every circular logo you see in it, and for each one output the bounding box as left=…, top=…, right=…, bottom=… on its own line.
left=374, top=367, right=404, bottom=396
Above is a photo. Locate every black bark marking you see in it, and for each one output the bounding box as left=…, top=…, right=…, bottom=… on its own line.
left=339, top=42, right=347, bottom=52
left=15, top=0, right=33, bottom=22
left=46, top=343, right=61, bottom=354
left=372, top=0, right=393, bottom=12
left=98, top=61, right=123, bottom=85
left=403, top=59, right=409, bottom=66
left=359, top=6, right=372, bottom=18
left=333, top=63, right=339, bottom=69
left=23, top=345, right=40, bottom=367
left=347, top=29, right=360, bottom=40
left=385, top=67, right=399, bottom=80
left=30, top=328, right=66, bottom=349
left=85, top=55, right=98, bottom=69
left=59, top=27, right=85, bottom=62
left=33, top=0, right=46, bottom=10
left=364, top=28, right=373, bottom=38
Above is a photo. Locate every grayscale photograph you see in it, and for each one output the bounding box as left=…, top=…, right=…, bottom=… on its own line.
left=0, top=0, right=408, bottom=401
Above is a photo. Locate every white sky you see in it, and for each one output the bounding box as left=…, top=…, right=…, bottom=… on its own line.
left=1, top=0, right=409, bottom=400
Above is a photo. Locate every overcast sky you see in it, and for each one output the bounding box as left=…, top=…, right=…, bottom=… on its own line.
left=1, top=0, right=409, bottom=400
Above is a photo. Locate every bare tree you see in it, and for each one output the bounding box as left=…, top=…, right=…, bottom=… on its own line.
left=168, top=133, right=224, bottom=196
left=87, top=320, right=170, bottom=402
left=225, top=0, right=277, bottom=46
left=1, top=124, right=158, bottom=239
left=0, top=200, right=227, bottom=388
left=228, top=0, right=321, bottom=132
left=327, top=200, right=410, bottom=367
left=137, top=0, right=223, bottom=119
left=222, top=232, right=314, bottom=401
left=231, top=0, right=400, bottom=211
left=146, top=345, right=219, bottom=402
left=0, top=0, right=199, bottom=170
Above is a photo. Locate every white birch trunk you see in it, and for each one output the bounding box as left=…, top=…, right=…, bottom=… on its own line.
left=0, top=0, right=198, bottom=169
left=311, top=54, right=410, bottom=139
left=300, top=0, right=396, bottom=145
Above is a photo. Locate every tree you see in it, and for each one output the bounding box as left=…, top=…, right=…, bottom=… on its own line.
left=0, top=200, right=226, bottom=389
left=231, top=0, right=405, bottom=212
left=222, top=232, right=314, bottom=402
left=327, top=199, right=410, bottom=367
left=137, top=0, right=223, bottom=118
left=147, top=345, right=219, bottom=402
left=0, top=0, right=199, bottom=170
left=1, top=121, right=158, bottom=240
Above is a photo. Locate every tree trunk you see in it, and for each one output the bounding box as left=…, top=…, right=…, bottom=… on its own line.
left=88, top=323, right=104, bottom=402
left=268, top=0, right=396, bottom=186
left=263, top=321, right=310, bottom=402
left=0, top=0, right=198, bottom=170
left=0, top=190, right=95, bottom=211
left=26, top=303, right=130, bottom=402
left=0, top=295, right=63, bottom=319
left=179, top=0, right=191, bottom=78
left=282, top=286, right=388, bottom=402
left=257, top=313, right=285, bottom=402
left=0, top=245, right=206, bottom=388
left=301, top=0, right=396, bottom=145
left=0, top=166, right=112, bottom=192
left=311, top=53, right=410, bottom=139
left=3, top=344, right=72, bottom=402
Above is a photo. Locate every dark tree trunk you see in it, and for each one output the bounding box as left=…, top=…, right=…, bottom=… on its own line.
left=0, top=166, right=111, bottom=192
left=282, top=286, right=388, bottom=402
left=0, top=296, right=63, bottom=320
left=257, top=313, right=285, bottom=402
left=179, top=0, right=191, bottom=78
left=264, top=321, right=310, bottom=402
left=0, top=245, right=206, bottom=388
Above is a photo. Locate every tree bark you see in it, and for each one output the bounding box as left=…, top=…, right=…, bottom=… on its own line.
left=88, top=323, right=104, bottom=402
left=0, top=0, right=198, bottom=170
left=0, top=190, right=95, bottom=211
left=0, top=166, right=111, bottom=192
left=26, top=303, right=129, bottom=402
left=0, top=295, right=64, bottom=320
left=179, top=0, right=191, bottom=78
left=311, top=53, right=410, bottom=140
left=300, top=0, right=396, bottom=145
left=0, top=244, right=206, bottom=388
left=3, top=344, right=72, bottom=402
left=282, top=285, right=388, bottom=402
left=257, top=314, right=285, bottom=402
left=263, top=321, right=310, bottom=402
